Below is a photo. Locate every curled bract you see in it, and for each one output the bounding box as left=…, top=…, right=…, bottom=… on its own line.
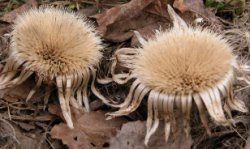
left=107, top=5, right=247, bottom=145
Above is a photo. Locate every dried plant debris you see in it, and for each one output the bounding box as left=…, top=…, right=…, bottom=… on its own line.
left=0, top=0, right=38, bottom=23
left=109, top=120, right=193, bottom=149
left=109, top=121, right=166, bottom=149
left=221, top=1, right=250, bottom=55
left=0, top=7, right=111, bottom=129
left=106, top=5, right=247, bottom=145
left=50, top=108, right=125, bottom=149
left=0, top=93, right=55, bottom=130
left=94, top=0, right=162, bottom=43
left=0, top=118, right=19, bottom=146
left=93, top=0, right=219, bottom=44
left=205, top=0, right=246, bottom=14
left=0, top=118, right=52, bottom=149
left=173, top=0, right=219, bottom=23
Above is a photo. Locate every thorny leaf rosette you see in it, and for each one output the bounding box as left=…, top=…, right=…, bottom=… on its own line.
left=106, top=6, right=247, bottom=145
left=0, top=7, right=112, bottom=128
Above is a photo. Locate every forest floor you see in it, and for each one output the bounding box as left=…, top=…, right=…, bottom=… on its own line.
left=0, top=0, right=250, bottom=149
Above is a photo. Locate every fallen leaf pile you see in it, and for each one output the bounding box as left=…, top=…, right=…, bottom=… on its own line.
left=94, top=0, right=218, bottom=46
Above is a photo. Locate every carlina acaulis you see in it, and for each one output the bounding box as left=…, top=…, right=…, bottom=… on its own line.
left=106, top=5, right=247, bottom=145
left=0, top=7, right=115, bottom=128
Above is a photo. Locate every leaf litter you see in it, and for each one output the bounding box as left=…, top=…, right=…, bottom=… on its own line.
left=109, top=120, right=193, bottom=149
left=0, top=0, right=250, bottom=148
left=0, top=0, right=38, bottom=23
left=50, top=106, right=126, bottom=149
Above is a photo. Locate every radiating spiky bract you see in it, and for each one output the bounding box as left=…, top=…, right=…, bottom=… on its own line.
left=107, top=6, right=247, bottom=145
left=0, top=8, right=106, bottom=128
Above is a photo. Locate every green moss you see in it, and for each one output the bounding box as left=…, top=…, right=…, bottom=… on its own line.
left=205, top=0, right=246, bottom=15
left=66, top=3, right=78, bottom=11
left=233, top=0, right=245, bottom=14
left=205, top=0, right=226, bottom=11
left=3, top=0, right=25, bottom=12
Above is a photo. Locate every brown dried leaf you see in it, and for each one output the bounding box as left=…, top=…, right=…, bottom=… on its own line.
left=48, top=104, right=64, bottom=120
left=109, top=121, right=193, bottom=149
left=145, top=0, right=173, bottom=17
left=16, top=132, right=49, bottom=149
left=3, top=78, right=43, bottom=103
left=95, top=0, right=154, bottom=35
left=131, top=22, right=168, bottom=47
left=50, top=107, right=126, bottom=149
left=0, top=0, right=38, bottom=23
left=101, top=12, right=168, bottom=42
left=94, top=0, right=201, bottom=44
left=14, top=121, right=35, bottom=131
left=173, top=0, right=219, bottom=23
left=51, top=123, right=91, bottom=149
left=94, top=0, right=174, bottom=43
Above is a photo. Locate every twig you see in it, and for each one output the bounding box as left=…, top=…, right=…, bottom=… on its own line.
left=0, top=118, right=20, bottom=144
left=1, top=114, right=54, bottom=121
left=7, top=102, right=11, bottom=120
left=81, top=0, right=125, bottom=7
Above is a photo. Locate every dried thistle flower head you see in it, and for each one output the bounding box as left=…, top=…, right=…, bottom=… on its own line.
left=12, top=8, right=102, bottom=79
left=0, top=7, right=106, bottom=128
left=107, top=5, right=247, bottom=145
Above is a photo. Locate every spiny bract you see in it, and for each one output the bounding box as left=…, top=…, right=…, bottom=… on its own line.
left=107, top=6, right=247, bottom=145
left=0, top=7, right=104, bottom=128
